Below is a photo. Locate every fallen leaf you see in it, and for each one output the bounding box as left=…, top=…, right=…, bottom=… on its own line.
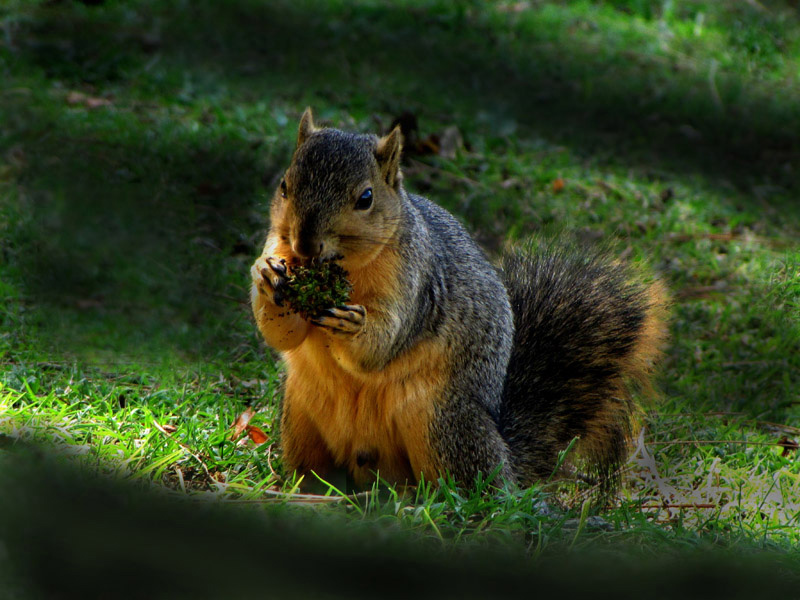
left=500, top=178, right=520, bottom=189
left=66, top=91, right=85, bottom=105
left=438, top=126, right=463, bottom=159
left=552, top=178, right=565, bottom=193
left=230, top=407, right=256, bottom=440
left=778, top=435, right=799, bottom=458
left=85, top=96, right=111, bottom=109
left=246, top=425, right=268, bottom=446
left=239, top=379, right=262, bottom=389
left=160, top=424, right=177, bottom=434
left=66, top=91, right=112, bottom=109
left=416, top=134, right=440, bottom=155
left=497, top=1, right=530, bottom=13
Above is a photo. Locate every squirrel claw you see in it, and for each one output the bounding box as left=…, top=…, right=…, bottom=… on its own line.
left=336, top=304, right=366, bottom=316
left=252, top=256, right=289, bottom=307
left=312, top=305, right=366, bottom=336
left=267, top=257, right=288, bottom=278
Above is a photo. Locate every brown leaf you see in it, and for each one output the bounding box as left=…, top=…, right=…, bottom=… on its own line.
left=500, top=178, right=520, bottom=189
left=246, top=425, right=268, bottom=446
left=230, top=407, right=256, bottom=440
left=778, top=436, right=799, bottom=458
left=438, top=126, right=463, bottom=159
left=497, top=2, right=530, bottom=13
left=552, top=178, right=565, bottom=193
left=66, top=91, right=111, bottom=109
left=160, top=424, right=177, bottom=434
left=239, top=379, right=262, bottom=389
left=66, top=91, right=85, bottom=105
left=85, top=96, right=112, bottom=109
left=415, top=135, right=440, bottom=155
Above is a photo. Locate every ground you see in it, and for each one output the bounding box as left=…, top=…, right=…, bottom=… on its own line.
left=1, top=0, right=799, bottom=572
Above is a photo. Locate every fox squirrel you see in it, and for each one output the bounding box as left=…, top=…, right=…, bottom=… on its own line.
left=250, top=109, right=668, bottom=490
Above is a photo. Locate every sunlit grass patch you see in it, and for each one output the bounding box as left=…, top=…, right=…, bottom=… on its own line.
left=621, top=411, right=800, bottom=546
left=0, top=364, right=284, bottom=494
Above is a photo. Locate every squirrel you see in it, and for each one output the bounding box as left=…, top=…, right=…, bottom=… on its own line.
left=250, top=108, right=669, bottom=490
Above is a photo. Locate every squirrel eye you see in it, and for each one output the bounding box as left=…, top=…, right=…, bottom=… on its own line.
left=355, top=188, right=373, bottom=210
left=280, top=179, right=287, bottom=198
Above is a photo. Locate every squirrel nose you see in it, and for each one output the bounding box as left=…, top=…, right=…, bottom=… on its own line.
left=292, top=237, right=325, bottom=260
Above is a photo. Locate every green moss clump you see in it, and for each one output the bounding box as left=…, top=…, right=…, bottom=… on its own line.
left=281, top=261, right=352, bottom=319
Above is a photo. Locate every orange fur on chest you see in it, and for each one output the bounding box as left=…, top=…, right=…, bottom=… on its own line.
left=283, top=329, right=447, bottom=486
left=272, top=233, right=449, bottom=485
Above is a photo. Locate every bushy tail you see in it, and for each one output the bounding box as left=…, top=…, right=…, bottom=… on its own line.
left=498, top=242, right=669, bottom=487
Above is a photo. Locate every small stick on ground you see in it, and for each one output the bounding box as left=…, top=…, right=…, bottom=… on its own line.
left=152, top=419, right=218, bottom=488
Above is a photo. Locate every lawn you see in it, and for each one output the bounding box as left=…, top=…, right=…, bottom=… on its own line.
left=1, top=0, right=799, bottom=591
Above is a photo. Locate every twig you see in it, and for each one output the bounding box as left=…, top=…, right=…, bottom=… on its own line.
left=595, top=179, right=626, bottom=198
left=263, top=443, right=281, bottom=482
left=655, top=413, right=800, bottom=436
left=647, top=439, right=781, bottom=447
left=568, top=463, right=639, bottom=506
left=209, top=292, right=249, bottom=306
left=640, top=503, right=717, bottom=509
left=666, top=231, right=792, bottom=248
left=721, top=360, right=787, bottom=368
left=221, top=498, right=344, bottom=505
left=152, top=419, right=218, bottom=487
left=405, top=158, right=483, bottom=188
left=752, top=420, right=800, bottom=435
left=208, top=489, right=374, bottom=505
left=661, top=411, right=746, bottom=418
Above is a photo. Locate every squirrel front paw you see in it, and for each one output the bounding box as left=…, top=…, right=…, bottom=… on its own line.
left=311, top=305, right=366, bottom=337
left=251, top=256, right=289, bottom=307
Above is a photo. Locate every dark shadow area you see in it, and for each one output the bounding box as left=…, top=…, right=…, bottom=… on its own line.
left=15, top=0, right=800, bottom=198
left=1, top=446, right=799, bottom=599
left=3, top=95, right=280, bottom=359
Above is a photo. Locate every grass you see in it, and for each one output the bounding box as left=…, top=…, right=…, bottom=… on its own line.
left=1, top=0, right=799, bottom=581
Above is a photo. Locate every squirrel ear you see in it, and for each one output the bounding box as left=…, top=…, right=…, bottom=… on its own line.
left=376, top=126, right=403, bottom=189
left=297, top=107, right=317, bottom=147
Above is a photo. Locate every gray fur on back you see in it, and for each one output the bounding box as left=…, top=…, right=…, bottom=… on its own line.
left=393, top=190, right=514, bottom=420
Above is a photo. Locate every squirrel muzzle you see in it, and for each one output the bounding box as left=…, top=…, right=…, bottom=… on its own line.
left=291, top=233, right=327, bottom=261
left=288, top=211, right=336, bottom=262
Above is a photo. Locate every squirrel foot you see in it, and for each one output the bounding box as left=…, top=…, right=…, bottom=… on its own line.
left=311, top=305, right=366, bottom=336
left=252, top=256, right=289, bottom=306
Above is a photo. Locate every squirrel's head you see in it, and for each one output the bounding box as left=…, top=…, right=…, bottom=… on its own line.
left=270, top=108, right=404, bottom=270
